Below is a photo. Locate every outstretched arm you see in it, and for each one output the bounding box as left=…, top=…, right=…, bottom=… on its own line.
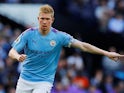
left=9, top=48, right=26, bottom=62
left=71, top=40, right=124, bottom=61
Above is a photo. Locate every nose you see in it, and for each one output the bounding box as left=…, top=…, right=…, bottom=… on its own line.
left=43, top=20, right=47, bottom=24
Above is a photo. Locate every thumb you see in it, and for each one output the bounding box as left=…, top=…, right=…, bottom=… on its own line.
left=21, top=54, right=27, bottom=57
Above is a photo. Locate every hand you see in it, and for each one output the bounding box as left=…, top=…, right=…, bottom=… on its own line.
left=17, top=54, right=27, bottom=62
left=106, top=52, right=124, bottom=62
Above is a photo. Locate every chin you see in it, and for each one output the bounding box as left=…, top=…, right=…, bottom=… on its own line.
left=40, top=27, right=49, bottom=31
left=42, top=28, right=48, bottom=31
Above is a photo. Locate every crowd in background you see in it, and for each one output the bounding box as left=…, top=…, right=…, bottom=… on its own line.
left=0, top=0, right=124, bottom=93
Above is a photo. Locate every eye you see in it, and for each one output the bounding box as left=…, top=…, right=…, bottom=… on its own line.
left=40, top=18, right=45, bottom=20
left=46, top=18, right=50, bottom=20
left=40, top=18, right=50, bottom=20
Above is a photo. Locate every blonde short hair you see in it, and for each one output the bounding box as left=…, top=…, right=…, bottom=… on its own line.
left=39, top=4, right=54, bottom=17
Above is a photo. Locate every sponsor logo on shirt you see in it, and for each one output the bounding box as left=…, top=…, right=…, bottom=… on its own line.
left=27, top=48, right=55, bottom=57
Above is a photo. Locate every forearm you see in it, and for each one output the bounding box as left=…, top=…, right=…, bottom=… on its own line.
left=80, top=42, right=109, bottom=56
left=72, top=40, right=124, bottom=61
left=8, top=48, right=20, bottom=60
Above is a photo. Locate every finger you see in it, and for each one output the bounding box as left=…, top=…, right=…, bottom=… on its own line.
left=19, top=56, right=26, bottom=62
left=20, top=57, right=25, bottom=61
left=114, top=57, right=119, bottom=62
left=23, top=55, right=27, bottom=57
left=19, top=59, right=23, bottom=62
left=22, top=56, right=26, bottom=60
left=21, top=54, right=27, bottom=59
left=19, top=57, right=24, bottom=62
left=21, top=56, right=26, bottom=60
left=118, top=55, right=124, bottom=57
left=21, top=54, right=27, bottom=58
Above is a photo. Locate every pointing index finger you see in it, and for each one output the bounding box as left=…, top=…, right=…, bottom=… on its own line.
left=118, top=55, right=124, bottom=57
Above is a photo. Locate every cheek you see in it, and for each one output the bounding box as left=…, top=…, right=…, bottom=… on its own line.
left=48, top=21, right=53, bottom=25
left=39, top=20, right=43, bottom=23
left=48, top=22, right=51, bottom=25
left=38, top=19, right=43, bottom=23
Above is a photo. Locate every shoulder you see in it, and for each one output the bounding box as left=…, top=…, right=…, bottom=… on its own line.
left=51, top=27, right=69, bottom=36
left=51, top=27, right=59, bottom=34
left=24, top=27, right=37, bottom=32
left=22, top=27, right=37, bottom=35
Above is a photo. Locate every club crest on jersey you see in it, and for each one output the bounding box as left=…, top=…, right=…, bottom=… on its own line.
left=50, top=40, right=56, bottom=46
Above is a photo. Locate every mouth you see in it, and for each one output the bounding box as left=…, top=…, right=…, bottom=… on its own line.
left=42, top=25, right=47, bottom=27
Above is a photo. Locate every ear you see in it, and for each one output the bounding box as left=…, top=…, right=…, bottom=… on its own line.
left=52, top=17, right=54, bottom=23
left=37, top=16, right=39, bottom=20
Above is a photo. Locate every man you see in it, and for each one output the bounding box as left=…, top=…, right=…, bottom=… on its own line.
left=8, top=4, right=124, bottom=93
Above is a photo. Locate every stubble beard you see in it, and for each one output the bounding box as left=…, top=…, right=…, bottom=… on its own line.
left=39, top=26, right=50, bottom=35
left=41, top=27, right=48, bottom=32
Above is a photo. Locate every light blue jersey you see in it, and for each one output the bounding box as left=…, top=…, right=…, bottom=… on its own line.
left=12, top=27, right=75, bottom=84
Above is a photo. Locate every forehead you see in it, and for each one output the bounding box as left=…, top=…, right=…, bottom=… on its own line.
left=39, top=12, right=52, bottom=18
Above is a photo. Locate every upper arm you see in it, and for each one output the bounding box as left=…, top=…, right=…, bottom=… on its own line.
left=60, top=32, right=76, bottom=47
left=12, top=30, right=29, bottom=52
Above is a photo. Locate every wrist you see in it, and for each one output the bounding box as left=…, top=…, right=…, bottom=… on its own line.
left=15, top=54, right=21, bottom=61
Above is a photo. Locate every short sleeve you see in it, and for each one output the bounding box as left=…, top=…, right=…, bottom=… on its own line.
left=60, top=32, right=76, bottom=47
left=12, top=30, right=29, bottom=52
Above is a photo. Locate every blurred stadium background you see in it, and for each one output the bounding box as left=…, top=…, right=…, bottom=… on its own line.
left=0, top=0, right=124, bottom=93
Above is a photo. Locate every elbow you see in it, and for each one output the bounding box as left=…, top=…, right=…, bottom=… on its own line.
left=8, top=51, right=11, bottom=58
left=82, top=48, right=88, bottom=52
left=81, top=42, right=89, bottom=52
left=8, top=49, right=12, bottom=58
